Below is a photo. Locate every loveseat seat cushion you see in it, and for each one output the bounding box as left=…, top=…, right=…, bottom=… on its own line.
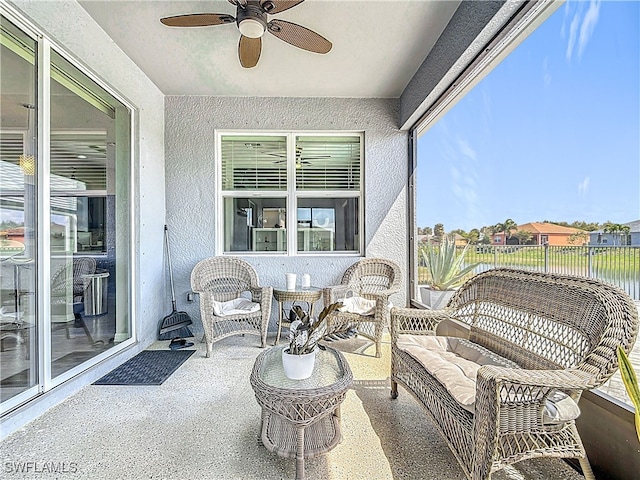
left=396, top=334, right=580, bottom=424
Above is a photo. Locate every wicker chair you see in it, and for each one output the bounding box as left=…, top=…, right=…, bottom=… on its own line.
left=323, top=257, right=401, bottom=358
left=390, top=268, right=639, bottom=480
left=51, top=256, right=97, bottom=342
left=191, top=257, right=272, bottom=357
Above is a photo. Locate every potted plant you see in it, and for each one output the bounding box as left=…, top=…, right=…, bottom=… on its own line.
left=282, top=302, right=341, bottom=380
left=617, top=346, right=640, bottom=443
left=419, top=236, right=479, bottom=309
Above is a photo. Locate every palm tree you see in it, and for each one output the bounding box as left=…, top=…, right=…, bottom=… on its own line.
left=495, top=218, right=517, bottom=245
left=467, top=228, right=480, bottom=245
left=478, top=225, right=496, bottom=245
left=603, top=223, right=631, bottom=246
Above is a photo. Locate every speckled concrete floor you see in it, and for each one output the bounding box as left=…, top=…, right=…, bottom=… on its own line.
left=0, top=334, right=585, bottom=480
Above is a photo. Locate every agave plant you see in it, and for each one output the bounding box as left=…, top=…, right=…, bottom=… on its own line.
left=421, top=236, right=479, bottom=290
left=288, top=302, right=342, bottom=355
left=617, top=345, right=640, bottom=443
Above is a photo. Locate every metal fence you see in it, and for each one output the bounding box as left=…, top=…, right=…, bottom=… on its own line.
left=417, top=244, right=640, bottom=300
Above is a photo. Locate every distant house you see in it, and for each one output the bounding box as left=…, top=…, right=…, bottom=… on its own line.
left=589, top=220, right=640, bottom=246
left=494, top=222, right=588, bottom=246
left=453, top=233, right=469, bottom=246
left=416, top=234, right=430, bottom=244
left=415, top=233, right=468, bottom=246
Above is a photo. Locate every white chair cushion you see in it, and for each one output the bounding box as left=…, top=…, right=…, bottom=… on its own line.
left=339, top=296, right=376, bottom=316
left=212, top=298, right=260, bottom=317
left=396, top=334, right=580, bottom=424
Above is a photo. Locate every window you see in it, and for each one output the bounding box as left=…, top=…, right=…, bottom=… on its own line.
left=412, top=1, right=639, bottom=407
left=219, top=133, right=362, bottom=254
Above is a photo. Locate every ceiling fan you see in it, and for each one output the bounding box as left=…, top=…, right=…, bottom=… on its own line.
left=160, top=0, right=332, bottom=68
left=269, top=147, right=330, bottom=167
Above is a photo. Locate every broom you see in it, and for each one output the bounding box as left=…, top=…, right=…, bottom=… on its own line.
left=158, top=225, right=194, bottom=341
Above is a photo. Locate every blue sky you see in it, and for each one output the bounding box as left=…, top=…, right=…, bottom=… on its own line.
left=417, top=0, right=640, bottom=233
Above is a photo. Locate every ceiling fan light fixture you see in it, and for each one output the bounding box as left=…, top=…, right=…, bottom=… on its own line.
left=238, top=18, right=265, bottom=38
left=161, top=1, right=331, bottom=67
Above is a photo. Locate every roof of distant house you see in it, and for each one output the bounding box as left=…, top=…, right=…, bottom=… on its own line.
left=624, top=220, right=640, bottom=232
left=591, top=219, right=640, bottom=234
left=513, top=222, right=586, bottom=234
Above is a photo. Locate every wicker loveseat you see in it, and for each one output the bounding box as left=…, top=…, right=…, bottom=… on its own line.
left=391, top=268, right=638, bottom=480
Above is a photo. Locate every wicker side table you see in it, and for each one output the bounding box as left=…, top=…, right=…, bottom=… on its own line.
left=250, top=345, right=353, bottom=480
left=272, top=286, right=323, bottom=346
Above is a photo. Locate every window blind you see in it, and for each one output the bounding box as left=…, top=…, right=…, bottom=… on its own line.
left=295, top=136, right=360, bottom=191
left=221, top=136, right=287, bottom=190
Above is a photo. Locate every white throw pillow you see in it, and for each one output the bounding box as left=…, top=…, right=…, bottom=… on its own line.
left=212, top=298, right=260, bottom=317
left=339, top=296, right=376, bottom=316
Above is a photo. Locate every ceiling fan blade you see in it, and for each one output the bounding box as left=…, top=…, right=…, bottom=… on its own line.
left=160, top=14, right=235, bottom=27
left=239, top=35, right=262, bottom=68
left=267, top=19, right=332, bottom=54
left=228, top=0, right=248, bottom=8
left=260, top=1, right=305, bottom=14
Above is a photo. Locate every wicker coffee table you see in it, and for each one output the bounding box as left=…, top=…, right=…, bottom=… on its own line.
left=272, top=286, right=323, bottom=346
left=250, top=345, right=353, bottom=480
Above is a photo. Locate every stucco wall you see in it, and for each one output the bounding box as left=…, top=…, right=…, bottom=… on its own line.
left=2, top=0, right=165, bottom=436
left=165, top=96, right=408, bottom=335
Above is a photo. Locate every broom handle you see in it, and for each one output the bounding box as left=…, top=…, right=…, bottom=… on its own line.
left=164, top=225, right=177, bottom=306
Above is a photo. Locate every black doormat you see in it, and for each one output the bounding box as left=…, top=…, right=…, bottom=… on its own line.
left=93, top=349, right=195, bottom=386
left=1, top=351, right=98, bottom=388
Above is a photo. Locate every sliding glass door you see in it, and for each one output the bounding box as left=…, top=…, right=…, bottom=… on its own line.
left=0, top=17, right=38, bottom=406
left=0, top=10, right=133, bottom=414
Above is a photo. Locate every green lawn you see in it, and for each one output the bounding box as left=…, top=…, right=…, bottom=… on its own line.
left=417, top=245, right=640, bottom=291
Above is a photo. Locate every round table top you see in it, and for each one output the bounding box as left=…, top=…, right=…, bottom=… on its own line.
left=273, top=285, right=322, bottom=294
left=272, top=286, right=322, bottom=302
left=86, top=270, right=110, bottom=279
left=251, top=345, right=352, bottom=394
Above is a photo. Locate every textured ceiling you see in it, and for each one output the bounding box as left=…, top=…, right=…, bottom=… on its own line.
left=78, top=0, right=461, bottom=97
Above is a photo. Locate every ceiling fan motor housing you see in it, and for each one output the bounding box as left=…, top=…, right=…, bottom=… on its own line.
left=236, top=4, right=267, bottom=38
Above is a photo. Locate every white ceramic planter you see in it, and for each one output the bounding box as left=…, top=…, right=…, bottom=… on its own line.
left=419, top=287, right=455, bottom=310
left=282, top=348, right=316, bottom=380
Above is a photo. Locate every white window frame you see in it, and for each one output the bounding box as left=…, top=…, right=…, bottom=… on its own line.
left=216, top=130, right=364, bottom=256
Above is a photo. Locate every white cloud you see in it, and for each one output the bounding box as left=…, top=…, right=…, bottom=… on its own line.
left=578, top=177, right=590, bottom=195
left=457, top=138, right=477, bottom=161
left=451, top=157, right=479, bottom=226
left=543, top=57, right=551, bottom=87
left=566, top=12, right=580, bottom=61
left=565, top=0, right=601, bottom=62
left=578, top=0, right=601, bottom=58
